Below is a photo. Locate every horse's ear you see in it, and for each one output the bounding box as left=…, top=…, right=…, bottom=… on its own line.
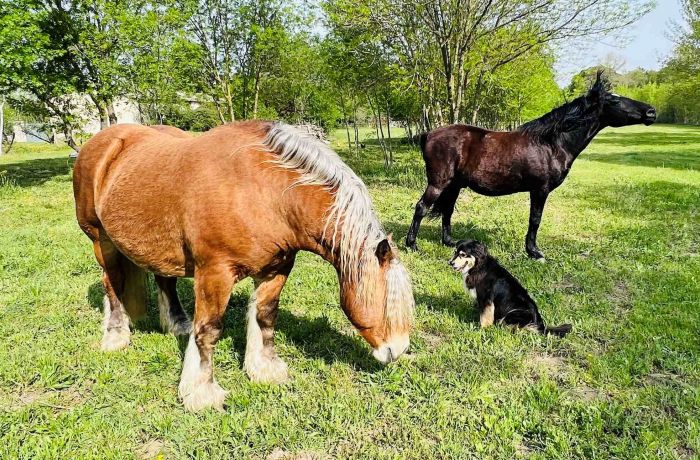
left=595, top=69, right=604, bottom=87
left=589, top=69, right=610, bottom=103
left=375, top=239, right=393, bottom=265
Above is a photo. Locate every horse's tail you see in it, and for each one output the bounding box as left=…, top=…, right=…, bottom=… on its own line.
left=120, top=257, right=148, bottom=320
left=416, top=132, right=428, bottom=155
left=415, top=130, right=456, bottom=219
left=542, top=323, right=572, bottom=337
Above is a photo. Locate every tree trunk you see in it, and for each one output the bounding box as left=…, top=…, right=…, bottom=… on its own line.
left=385, top=97, right=393, bottom=167
left=214, top=100, right=226, bottom=124
left=3, top=132, right=14, bottom=154
left=107, top=102, right=117, bottom=125
left=339, top=92, right=352, bottom=151
left=369, top=96, right=389, bottom=169
left=242, top=75, right=249, bottom=119
left=226, top=83, right=235, bottom=122
left=421, top=104, right=430, bottom=132
left=89, top=94, right=109, bottom=129
left=0, top=97, right=4, bottom=156
left=62, top=124, right=79, bottom=153
left=353, top=102, right=359, bottom=151
left=252, top=69, right=261, bottom=119
left=440, top=45, right=455, bottom=124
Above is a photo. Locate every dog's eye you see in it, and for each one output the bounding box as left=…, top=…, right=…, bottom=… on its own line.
left=459, top=252, right=466, bottom=257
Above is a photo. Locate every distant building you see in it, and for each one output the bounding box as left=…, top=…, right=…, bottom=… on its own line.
left=12, top=97, right=142, bottom=144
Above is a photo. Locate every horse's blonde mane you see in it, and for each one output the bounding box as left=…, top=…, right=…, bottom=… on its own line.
left=263, top=123, right=385, bottom=280
left=263, top=122, right=414, bottom=334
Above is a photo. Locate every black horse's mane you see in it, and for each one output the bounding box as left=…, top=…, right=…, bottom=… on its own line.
left=517, top=72, right=612, bottom=141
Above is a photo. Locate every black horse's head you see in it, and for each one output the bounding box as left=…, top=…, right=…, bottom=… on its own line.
left=587, top=71, right=657, bottom=127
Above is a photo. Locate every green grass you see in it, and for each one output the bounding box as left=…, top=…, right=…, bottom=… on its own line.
left=1, top=124, right=699, bottom=459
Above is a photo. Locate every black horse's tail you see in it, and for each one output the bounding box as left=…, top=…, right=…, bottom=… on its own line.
left=415, top=130, right=460, bottom=219
left=542, top=323, right=572, bottom=337
left=416, top=132, right=428, bottom=153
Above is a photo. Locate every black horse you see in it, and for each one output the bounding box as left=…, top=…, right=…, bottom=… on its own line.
left=405, top=72, right=657, bottom=260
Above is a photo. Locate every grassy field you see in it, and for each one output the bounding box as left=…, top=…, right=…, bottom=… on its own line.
left=0, top=124, right=698, bottom=459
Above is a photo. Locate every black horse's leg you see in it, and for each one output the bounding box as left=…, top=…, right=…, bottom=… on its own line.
left=405, top=185, right=442, bottom=251
left=439, top=186, right=461, bottom=247
left=525, top=190, right=549, bottom=261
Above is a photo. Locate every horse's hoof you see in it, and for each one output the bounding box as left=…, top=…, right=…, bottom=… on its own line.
left=101, top=328, right=131, bottom=351
left=179, top=379, right=228, bottom=412
left=169, top=318, right=192, bottom=336
left=526, top=248, right=545, bottom=261
left=536, top=257, right=546, bottom=264
left=245, top=355, right=289, bottom=384
left=405, top=241, right=418, bottom=252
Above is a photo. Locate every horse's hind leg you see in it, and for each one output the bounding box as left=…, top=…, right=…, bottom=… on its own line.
left=405, top=185, right=443, bottom=251
left=437, top=186, right=461, bottom=247
left=244, top=256, right=295, bottom=384
left=179, top=266, right=236, bottom=411
left=154, top=276, right=191, bottom=336
left=94, top=239, right=134, bottom=351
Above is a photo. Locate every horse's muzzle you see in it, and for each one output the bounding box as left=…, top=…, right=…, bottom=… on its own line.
left=372, top=335, right=410, bottom=364
left=644, top=108, right=657, bottom=125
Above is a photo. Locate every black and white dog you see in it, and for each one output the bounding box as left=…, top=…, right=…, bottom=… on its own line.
left=449, top=240, right=571, bottom=337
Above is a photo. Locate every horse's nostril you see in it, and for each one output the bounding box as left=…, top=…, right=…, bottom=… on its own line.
left=646, top=108, right=657, bottom=118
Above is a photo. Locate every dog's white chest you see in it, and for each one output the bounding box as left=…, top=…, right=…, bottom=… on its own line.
left=461, top=271, right=477, bottom=299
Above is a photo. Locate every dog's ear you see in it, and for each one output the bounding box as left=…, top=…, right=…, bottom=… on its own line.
left=474, top=241, right=489, bottom=259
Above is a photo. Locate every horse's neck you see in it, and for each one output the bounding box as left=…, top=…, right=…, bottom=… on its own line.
left=558, top=119, right=604, bottom=159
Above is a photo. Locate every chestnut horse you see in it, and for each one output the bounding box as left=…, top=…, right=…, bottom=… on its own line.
left=149, top=124, right=191, bottom=138
left=73, top=121, right=414, bottom=411
left=405, top=72, right=657, bottom=260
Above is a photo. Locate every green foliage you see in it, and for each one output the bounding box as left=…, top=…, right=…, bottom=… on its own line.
left=325, top=0, right=650, bottom=129
left=118, top=0, right=203, bottom=124
left=163, top=103, right=222, bottom=132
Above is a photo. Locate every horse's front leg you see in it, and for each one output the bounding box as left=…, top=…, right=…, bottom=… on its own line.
left=244, top=256, right=296, bottom=384
left=525, top=190, right=549, bottom=262
left=178, top=266, right=237, bottom=411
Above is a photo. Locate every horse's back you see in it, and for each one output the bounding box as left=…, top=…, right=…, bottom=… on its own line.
left=149, top=125, right=191, bottom=138
left=80, top=121, right=302, bottom=277
left=421, top=123, right=541, bottom=193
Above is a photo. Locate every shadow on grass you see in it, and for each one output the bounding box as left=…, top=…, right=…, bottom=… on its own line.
left=578, top=180, right=700, bottom=215
left=87, top=276, right=382, bottom=372
left=0, top=157, right=74, bottom=187
left=417, top=291, right=480, bottom=325
left=383, top=219, right=498, bottom=252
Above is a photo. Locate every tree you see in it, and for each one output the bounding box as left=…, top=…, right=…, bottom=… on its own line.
left=119, top=0, right=201, bottom=124
left=608, top=0, right=700, bottom=125
left=326, top=0, right=652, bottom=128
left=0, top=0, right=90, bottom=151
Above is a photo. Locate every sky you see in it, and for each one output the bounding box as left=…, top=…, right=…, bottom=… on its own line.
left=555, top=0, right=686, bottom=85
